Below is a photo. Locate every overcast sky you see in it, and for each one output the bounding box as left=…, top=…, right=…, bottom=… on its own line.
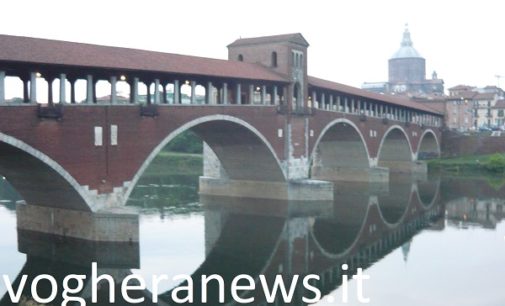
left=1, top=0, right=504, bottom=91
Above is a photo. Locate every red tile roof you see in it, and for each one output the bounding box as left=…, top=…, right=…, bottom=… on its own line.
left=308, top=76, right=442, bottom=115
left=0, top=34, right=287, bottom=83
left=228, top=33, right=309, bottom=47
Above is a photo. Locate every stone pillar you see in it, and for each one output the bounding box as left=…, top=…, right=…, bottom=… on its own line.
left=69, top=79, right=76, bottom=104
left=248, top=84, right=254, bottom=104
left=273, top=85, right=278, bottom=105
left=261, top=85, right=266, bottom=105
left=162, top=83, right=167, bottom=103
left=22, top=77, right=30, bottom=103
left=173, top=80, right=180, bottom=104
left=47, top=77, right=54, bottom=106
left=207, top=81, right=213, bottom=104
left=222, top=82, right=228, bottom=104
left=110, top=76, right=117, bottom=104
left=374, top=103, right=379, bottom=117
left=190, top=81, right=196, bottom=104
left=59, top=74, right=66, bottom=103
left=131, top=77, right=139, bottom=103
left=0, top=70, right=5, bottom=103
left=311, top=91, right=316, bottom=108
left=30, top=72, right=37, bottom=103
left=236, top=83, right=242, bottom=105
left=86, top=74, right=93, bottom=103
left=154, top=79, right=160, bottom=104
left=380, top=105, right=384, bottom=117
left=329, top=95, right=334, bottom=111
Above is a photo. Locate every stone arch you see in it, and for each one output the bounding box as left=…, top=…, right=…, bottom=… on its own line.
left=310, top=119, right=372, bottom=181
left=123, top=115, right=286, bottom=204
left=417, top=129, right=440, bottom=159
left=0, top=132, right=95, bottom=211
left=377, top=125, right=414, bottom=172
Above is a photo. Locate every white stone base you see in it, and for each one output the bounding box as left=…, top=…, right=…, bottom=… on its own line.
left=16, top=204, right=139, bottom=242
left=199, top=177, right=333, bottom=201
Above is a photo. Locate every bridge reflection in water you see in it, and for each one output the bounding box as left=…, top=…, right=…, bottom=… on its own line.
left=0, top=173, right=448, bottom=306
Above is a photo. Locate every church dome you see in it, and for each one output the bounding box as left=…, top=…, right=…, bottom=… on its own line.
left=391, top=26, right=423, bottom=59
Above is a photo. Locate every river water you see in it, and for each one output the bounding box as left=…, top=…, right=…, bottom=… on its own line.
left=0, top=170, right=504, bottom=305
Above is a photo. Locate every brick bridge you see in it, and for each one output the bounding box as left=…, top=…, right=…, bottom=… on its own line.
left=0, top=33, right=442, bottom=213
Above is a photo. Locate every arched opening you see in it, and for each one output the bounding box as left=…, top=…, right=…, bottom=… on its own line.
left=311, top=120, right=371, bottom=182
left=417, top=130, right=440, bottom=160
left=293, top=82, right=301, bottom=110
left=125, top=115, right=285, bottom=204
left=95, top=80, right=111, bottom=103
left=271, top=51, right=278, bottom=68
left=237, top=54, right=243, bottom=62
left=4, top=76, right=24, bottom=102
left=0, top=137, right=91, bottom=212
left=74, top=79, right=87, bottom=103
left=377, top=126, right=413, bottom=173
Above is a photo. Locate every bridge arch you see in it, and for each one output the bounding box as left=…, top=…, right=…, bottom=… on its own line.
left=0, top=133, right=95, bottom=211
left=377, top=125, right=414, bottom=169
left=417, top=129, right=441, bottom=159
left=124, top=115, right=286, bottom=204
left=310, top=118, right=372, bottom=180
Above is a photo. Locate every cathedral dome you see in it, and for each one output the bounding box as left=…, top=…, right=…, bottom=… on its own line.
left=391, top=26, right=423, bottom=59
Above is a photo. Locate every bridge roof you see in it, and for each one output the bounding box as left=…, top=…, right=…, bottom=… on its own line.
left=0, top=34, right=287, bottom=83
left=308, top=76, right=442, bottom=115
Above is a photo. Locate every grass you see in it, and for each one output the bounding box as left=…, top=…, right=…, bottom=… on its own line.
left=428, top=153, right=505, bottom=175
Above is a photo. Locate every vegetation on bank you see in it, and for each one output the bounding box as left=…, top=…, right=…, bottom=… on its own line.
left=144, top=151, right=203, bottom=176
left=428, top=153, right=505, bottom=174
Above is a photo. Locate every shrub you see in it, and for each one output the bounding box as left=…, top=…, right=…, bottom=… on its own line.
left=484, top=153, right=505, bottom=173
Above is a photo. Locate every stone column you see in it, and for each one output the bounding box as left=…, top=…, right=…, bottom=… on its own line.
left=248, top=84, right=254, bottom=104
left=47, top=77, right=54, bottom=106
left=190, top=81, right=196, bottom=104
left=261, top=85, right=266, bottom=105
left=110, top=76, right=117, bottom=104
left=311, top=91, right=316, bottom=108
left=321, top=93, right=326, bottom=110
left=236, top=83, right=242, bottom=105
left=154, top=79, right=160, bottom=104
left=329, top=95, right=334, bottom=111
left=222, top=82, right=228, bottom=104
left=23, top=78, right=29, bottom=103
left=207, top=81, right=213, bottom=104
left=30, top=72, right=37, bottom=103
left=162, top=83, right=167, bottom=103
left=69, top=79, right=76, bottom=104
left=0, top=70, right=5, bottom=103
left=86, top=74, right=93, bottom=103
left=59, top=74, right=66, bottom=103
left=173, top=80, right=180, bottom=104
left=131, top=77, right=139, bottom=103
left=272, top=85, right=278, bottom=105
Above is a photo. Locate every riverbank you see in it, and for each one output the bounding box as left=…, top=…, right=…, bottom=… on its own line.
left=428, top=153, right=505, bottom=175
left=143, top=151, right=203, bottom=177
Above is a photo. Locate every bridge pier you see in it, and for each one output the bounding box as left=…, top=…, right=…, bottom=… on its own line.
left=16, top=204, right=139, bottom=243
left=199, top=177, right=333, bottom=201
left=202, top=143, right=333, bottom=201
left=311, top=165, right=389, bottom=183
left=380, top=160, right=428, bottom=176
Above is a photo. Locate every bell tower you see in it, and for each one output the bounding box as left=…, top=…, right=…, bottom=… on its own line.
left=227, top=33, right=310, bottom=111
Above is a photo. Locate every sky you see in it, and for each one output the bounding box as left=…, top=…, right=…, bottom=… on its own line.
left=1, top=0, right=504, bottom=93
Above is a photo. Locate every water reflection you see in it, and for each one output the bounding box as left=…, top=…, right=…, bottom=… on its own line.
left=0, top=173, right=504, bottom=305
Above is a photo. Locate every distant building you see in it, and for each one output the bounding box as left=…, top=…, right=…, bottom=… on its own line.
left=445, top=85, right=505, bottom=130
left=363, top=25, right=444, bottom=97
